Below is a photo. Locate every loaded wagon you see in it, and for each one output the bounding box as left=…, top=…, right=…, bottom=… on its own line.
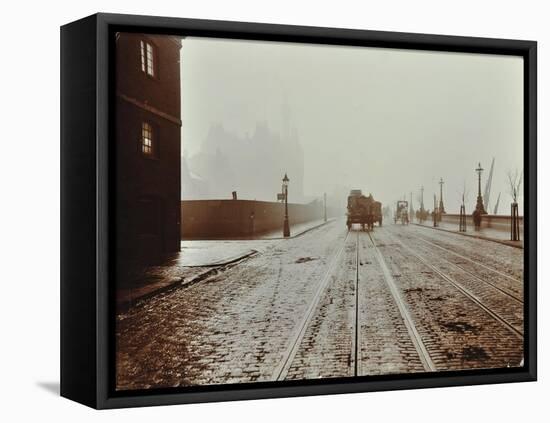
left=346, top=190, right=382, bottom=231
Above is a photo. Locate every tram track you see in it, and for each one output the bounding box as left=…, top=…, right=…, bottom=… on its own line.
left=353, top=231, right=360, bottom=376
left=398, top=231, right=523, bottom=304
left=367, top=232, right=436, bottom=372
left=411, top=229, right=522, bottom=286
left=275, top=223, right=522, bottom=381
left=278, top=227, right=437, bottom=379
left=384, top=229, right=523, bottom=339
left=118, top=216, right=524, bottom=388
left=272, top=229, right=351, bottom=381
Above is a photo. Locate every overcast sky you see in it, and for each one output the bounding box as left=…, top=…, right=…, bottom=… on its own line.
left=181, top=37, right=523, bottom=214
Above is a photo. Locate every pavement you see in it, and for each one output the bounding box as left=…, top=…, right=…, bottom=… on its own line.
left=115, top=220, right=523, bottom=390
left=414, top=220, right=524, bottom=249
left=116, top=218, right=336, bottom=310
left=254, top=218, right=336, bottom=240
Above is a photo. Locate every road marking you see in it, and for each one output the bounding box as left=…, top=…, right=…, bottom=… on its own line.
left=367, top=232, right=437, bottom=373
left=273, top=230, right=351, bottom=381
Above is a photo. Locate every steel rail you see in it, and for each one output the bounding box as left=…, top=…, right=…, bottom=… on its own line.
left=367, top=232, right=437, bottom=372
left=385, top=231, right=523, bottom=339
left=398, top=231, right=523, bottom=304
left=272, top=230, right=351, bottom=381
left=353, top=231, right=360, bottom=376
left=411, top=230, right=522, bottom=285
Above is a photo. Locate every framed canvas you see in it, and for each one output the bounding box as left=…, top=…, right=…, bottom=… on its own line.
left=60, top=13, right=537, bottom=409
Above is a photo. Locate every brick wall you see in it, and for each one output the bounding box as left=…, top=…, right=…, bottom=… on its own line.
left=181, top=199, right=326, bottom=238
left=116, top=33, right=182, bottom=264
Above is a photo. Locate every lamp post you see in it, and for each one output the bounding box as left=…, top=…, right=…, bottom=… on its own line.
left=473, top=162, right=487, bottom=230
left=283, top=173, right=290, bottom=237
left=475, top=162, right=487, bottom=215
left=459, top=193, right=467, bottom=232
left=433, top=194, right=438, bottom=227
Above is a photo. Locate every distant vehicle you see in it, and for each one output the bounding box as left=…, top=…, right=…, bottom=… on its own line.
left=346, top=190, right=382, bottom=231
left=394, top=200, right=409, bottom=225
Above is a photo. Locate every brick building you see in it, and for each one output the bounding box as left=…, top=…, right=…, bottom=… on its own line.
left=115, top=33, right=182, bottom=270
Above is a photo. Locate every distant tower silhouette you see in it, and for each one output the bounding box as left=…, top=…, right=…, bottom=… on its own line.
left=280, top=94, right=304, bottom=202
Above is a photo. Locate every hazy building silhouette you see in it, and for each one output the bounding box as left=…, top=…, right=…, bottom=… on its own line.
left=184, top=105, right=305, bottom=203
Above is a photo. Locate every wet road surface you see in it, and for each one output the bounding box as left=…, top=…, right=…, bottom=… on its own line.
left=116, top=219, right=524, bottom=390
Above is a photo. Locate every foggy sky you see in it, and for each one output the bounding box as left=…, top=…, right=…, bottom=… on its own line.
left=181, top=37, right=523, bottom=214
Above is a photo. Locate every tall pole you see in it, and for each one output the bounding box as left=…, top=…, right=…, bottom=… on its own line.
left=475, top=162, right=487, bottom=214
left=511, top=202, right=520, bottom=241
left=283, top=173, right=290, bottom=237
left=433, top=194, right=438, bottom=227
left=438, top=177, right=446, bottom=214
left=324, top=192, right=327, bottom=222
left=409, top=192, right=414, bottom=223
left=459, top=192, right=467, bottom=232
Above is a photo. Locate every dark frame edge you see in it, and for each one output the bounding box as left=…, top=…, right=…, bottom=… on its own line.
left=94, top=12, right=536, bottom=55
left=100, top=371, right=536, bottom=409
left=96, top=12, right=112, bottom=411
left=525, top=41, right=537, bottom=382
left=60, top=13, right=537, bottom=410
left=60, top=14, right=99, bottom=409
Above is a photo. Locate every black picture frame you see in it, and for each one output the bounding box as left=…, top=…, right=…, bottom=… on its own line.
left=61, top=13, right=537, bottom=409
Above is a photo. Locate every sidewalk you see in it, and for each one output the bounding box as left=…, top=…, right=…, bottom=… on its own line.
left=256, top=218, right=337, bottom=240
left=181, top=218, right=336, bottom=241
left=414, top=220, right=523, bottom=249
left=117, top=218, right=336, bottom=311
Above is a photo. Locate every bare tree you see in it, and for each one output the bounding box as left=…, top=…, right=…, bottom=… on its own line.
left=507, top=168, right=523, bottom=241
left=507, top=169, right=523, bottom=203
left=457, top=181, right=469, bottom=232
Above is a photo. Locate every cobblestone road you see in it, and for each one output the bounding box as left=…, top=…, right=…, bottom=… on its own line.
left=116, top=219, right=524, bottom=390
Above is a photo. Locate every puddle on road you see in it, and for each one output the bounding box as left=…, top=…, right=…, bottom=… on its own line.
left=461, top=346, right=489, bottom=360
left=295, top=256, right=319, bottom=264
left=442, top=321, right=480, bottom=334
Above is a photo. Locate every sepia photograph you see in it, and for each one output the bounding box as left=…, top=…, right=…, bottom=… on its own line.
left=113, top=32, right=525, bottom=391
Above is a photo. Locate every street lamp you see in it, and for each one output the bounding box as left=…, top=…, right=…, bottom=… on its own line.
left=473, top=162, right=487, bottom=230
left=283, top=173, right=290, bottom=237
left=433, top=194, right=438, bottom=227
left=459, top=192, right=467, bottom=232
left=475, top=162, right=487, bottom=214
left=438, top=177, right=446, bottom=214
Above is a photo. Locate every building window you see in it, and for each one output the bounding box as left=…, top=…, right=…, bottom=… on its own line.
left=141, top=122, right=154, bottom=156
left=140, top=40, right=155, bottom=77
